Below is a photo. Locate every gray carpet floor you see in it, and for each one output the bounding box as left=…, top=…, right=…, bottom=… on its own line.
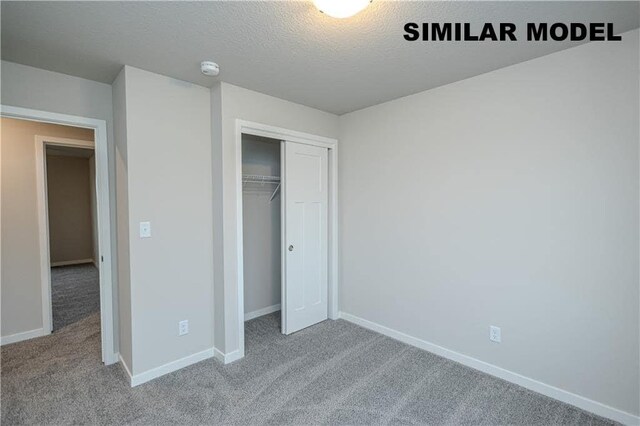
left=51, top=263, right=100, bottom=331
left=1, top=312, right=615, bottom=425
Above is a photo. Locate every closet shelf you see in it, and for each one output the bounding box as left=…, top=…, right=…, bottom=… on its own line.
left=242, top=174, right=280, bottom=184
left=242, top=174, right=281, bottom=202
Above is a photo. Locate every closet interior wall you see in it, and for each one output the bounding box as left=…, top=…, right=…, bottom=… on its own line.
left=241, top=134, right=282, bottom=319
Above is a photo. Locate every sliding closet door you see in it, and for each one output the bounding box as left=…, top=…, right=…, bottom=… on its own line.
left=282, top=141, right=328, bottom=335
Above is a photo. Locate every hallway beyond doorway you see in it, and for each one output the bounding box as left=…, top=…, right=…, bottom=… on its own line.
left=51, top=264, right=99, bottom=331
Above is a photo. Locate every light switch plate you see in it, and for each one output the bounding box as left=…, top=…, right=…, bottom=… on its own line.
left=139, top=221, right=151, bottom=238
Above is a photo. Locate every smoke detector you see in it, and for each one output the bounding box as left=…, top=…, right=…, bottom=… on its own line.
left=201, top=61, right=219, bottom=76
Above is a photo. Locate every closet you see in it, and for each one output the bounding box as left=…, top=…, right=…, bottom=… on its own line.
left=242, top=135, right=282, bottom=323
left=241, top=133, right=329, bottom=335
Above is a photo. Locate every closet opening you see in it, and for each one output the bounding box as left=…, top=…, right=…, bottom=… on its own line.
left=234, top=120, right=338, bottom=362
left=241, top=134, right=283, bottom=343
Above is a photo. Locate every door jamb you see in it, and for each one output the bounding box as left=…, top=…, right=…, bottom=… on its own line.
left=1, top=105, right=117, bottom=365
left=234, top=119, right=338, bottom=361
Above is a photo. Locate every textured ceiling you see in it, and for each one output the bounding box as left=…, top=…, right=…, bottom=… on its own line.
left=2, top=1, right=638, bottom=115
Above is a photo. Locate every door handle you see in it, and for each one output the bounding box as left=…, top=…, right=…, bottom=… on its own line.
left=288, top=245, right=294, bottom=252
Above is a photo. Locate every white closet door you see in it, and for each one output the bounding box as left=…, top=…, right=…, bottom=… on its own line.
left=282, top=141, right=328, bottom=334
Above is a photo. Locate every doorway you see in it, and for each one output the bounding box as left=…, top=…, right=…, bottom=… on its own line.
left=36, top=135, right=109, bottom=345
left=1, top=105, right=115, bottom=365
left=241, top=134, right=329, bottom=342
left=242, top=135, right=282, bottom=325
left=235, top=120, right=339, bottom=360
left=44, top=142, right=99, bottom=331
left=241, top=135, right=284, bottom=349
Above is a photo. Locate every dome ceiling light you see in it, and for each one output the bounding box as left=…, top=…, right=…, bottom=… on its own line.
left=313, top=0, right=372, bottom=19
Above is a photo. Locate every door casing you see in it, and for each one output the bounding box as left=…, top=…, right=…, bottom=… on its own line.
left=0, top=105, right=116, bottom=365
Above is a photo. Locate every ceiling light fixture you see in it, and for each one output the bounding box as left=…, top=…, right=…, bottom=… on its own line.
left=313, top=0, right=371, bottom=19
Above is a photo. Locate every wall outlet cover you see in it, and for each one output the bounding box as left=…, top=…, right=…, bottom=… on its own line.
left=490, top=325, right=501, bottom=343
left=179, top=320, right=189, bottom=336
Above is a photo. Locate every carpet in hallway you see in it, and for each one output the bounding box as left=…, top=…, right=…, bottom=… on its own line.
left=51, top=263, right=100, bottom=330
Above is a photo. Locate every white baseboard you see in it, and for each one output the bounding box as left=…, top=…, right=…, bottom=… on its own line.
left=118, top=353, right=134, bottom=383
left=51, top=258, right=94, bottom=267
left=244, top=304, right=281, bottom=321
left=0, top=328, right=47, bottom=346
left=213, top=347, right=225, bottom=363
left=122, top=348, right=214, bottom=387
left=104, top=351, right=119, bottom=366
left=338, top=312, right=639, bottom=426
left=214, top=347, right=243, bottom=364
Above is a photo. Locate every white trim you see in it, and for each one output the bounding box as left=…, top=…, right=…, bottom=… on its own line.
left=213, top=347, right=224, bottom=363
left=214, top=347, right=243, bottom=364
left=235, top=121, right=246, bottom=359
left=119, top=353, right=133, bottom=384
left=0, top=328, right=46, bottom=346
left=237, top=121, right=336, bottom=149
left=234, top=119, right=339, bottom=361
left=244, top=304, right=281, bottom=321
left=327, top=143, right=339, bottom=320
left=1, top=104, right=117, bottom=366
left=34, top=136, right=53, bottom=338
left=339, top=312, right=640, bottom=426
left=280, top=141, right=287, bottom=334
left=127, top=348, right=215, bottom=387
left=51, top=258, right=94, bottom=267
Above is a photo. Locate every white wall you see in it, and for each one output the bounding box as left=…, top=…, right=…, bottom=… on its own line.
left=1, top=61, right=118, bottom=352
left=211, top=82, right=339, bottom=355
left=0, top=118, right=94, bottom=338
left=338, top=30, right=640, bottom=418
left=242, top=135, right=281, bottom=315
left=114, top=66, right=214, bottom=376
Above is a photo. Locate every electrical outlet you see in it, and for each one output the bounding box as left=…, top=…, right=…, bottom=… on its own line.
left=178, top=320, right=189, bottom=336
left=490, top=325, right=501, bottom=343
left=139, top=221, right=151, bottom=238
